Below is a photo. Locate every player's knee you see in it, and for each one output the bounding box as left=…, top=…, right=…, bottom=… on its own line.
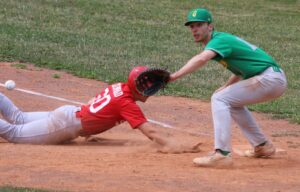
left=211, top=92, right=231, bottom=107
left=211, top=92, right=223, bottom=103
left=211, top=93, right=232, bottom=113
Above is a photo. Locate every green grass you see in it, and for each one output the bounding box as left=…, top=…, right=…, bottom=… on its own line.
left=0, top=186, right=58, bottom=192
left=0, top=0, right=299, bottom=123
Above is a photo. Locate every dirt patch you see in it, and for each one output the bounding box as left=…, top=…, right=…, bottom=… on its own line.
left=0, top=62, right=299, bottom=192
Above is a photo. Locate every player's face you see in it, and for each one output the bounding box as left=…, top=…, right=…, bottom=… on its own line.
left=188, top=22, right=213, bottom=43
left=133, top=92, right=149, bottom=102
left=139, top=95, right=148, bottom=102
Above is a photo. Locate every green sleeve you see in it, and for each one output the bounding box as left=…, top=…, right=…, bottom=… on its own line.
left=205, top=37, right=232, bottom=58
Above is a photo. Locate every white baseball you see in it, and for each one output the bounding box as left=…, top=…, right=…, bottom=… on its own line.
left=5, top=80, right=16, bottom=90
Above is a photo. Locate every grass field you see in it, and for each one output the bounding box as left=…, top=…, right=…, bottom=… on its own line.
left=0, top=0, right=299, bottom=123
left=0, top=186, right=53, bottom=192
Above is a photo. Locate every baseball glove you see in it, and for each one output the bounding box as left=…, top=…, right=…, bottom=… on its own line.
left=135, top=68, right=170, bottom=96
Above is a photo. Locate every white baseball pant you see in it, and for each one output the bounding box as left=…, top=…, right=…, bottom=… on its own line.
left=211, top=67, right=287, bottom=151
left=0, top=93, right=82, bottom=144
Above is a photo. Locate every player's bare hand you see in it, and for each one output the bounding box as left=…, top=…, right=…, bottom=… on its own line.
left=157, top=141, right=202, bottom=154
left=169, top=73, right=178, bottom=82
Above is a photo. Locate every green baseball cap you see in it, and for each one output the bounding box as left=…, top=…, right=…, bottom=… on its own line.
left=184, top=8, right=213, bottom=26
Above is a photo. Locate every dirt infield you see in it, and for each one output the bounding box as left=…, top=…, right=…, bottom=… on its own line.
left=0, top=62, right=299, bottom=192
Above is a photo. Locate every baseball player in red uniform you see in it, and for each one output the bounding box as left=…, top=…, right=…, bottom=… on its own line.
left=0, top=66, right=198, bottom=153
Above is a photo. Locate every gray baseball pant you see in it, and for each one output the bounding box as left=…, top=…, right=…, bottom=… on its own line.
left=0, top=93, right=82, bottom=144
left=211, top=67, right=287, bottom=151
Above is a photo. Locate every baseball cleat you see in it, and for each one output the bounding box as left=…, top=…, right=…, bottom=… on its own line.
left=248, top=141, right=276, bottom=158
left=193, top=151, right=233, bottom=168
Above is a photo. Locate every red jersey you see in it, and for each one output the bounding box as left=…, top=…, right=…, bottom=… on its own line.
left=76, top=83, right=147, bottom=135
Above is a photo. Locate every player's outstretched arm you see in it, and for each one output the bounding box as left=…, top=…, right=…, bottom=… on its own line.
left=169, top=50, right=216, bottom=82
left=137, top=122, right=169, bottom=146
left=137, top=122, right=201, bottom=154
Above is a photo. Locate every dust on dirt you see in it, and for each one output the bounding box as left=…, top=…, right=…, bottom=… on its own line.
left=0, top=62, right=299, bottom=192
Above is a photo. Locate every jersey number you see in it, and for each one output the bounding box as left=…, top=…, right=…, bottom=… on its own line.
left=89, top=88, right=111, bottom=113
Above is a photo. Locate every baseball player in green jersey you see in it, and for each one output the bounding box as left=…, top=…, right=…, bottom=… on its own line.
left=169, top=8, right=287, bottom=167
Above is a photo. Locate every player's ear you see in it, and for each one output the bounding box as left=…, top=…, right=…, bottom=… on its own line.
left=208, top=23, right=214, bottom=31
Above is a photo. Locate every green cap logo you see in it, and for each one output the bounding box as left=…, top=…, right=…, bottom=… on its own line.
left=185, top=8, right=213, bottom=26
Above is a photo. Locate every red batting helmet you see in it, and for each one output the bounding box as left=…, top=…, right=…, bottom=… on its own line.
left=127, top=66, right=149, bottom=96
